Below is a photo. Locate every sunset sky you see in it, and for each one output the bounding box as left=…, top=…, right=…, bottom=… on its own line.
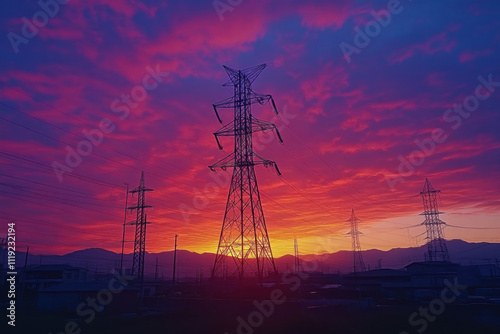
left=1, top=0, right=499, bottom=258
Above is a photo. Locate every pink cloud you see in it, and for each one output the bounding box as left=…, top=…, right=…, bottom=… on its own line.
left=320, top=137, right=397, bottom=154
left=458, top=49, right=493, bottom=63
left=390, top=31, right=456, bottom=63
left=298, top=1, right=359, bottom=30
left=300, top=62, right=349, bottom=117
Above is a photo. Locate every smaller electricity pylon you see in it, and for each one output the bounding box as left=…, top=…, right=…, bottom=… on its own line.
left=346, top=209, right=366, bottom=273
left=294, top=238, right=300, bottom=273
left=127, top=171, right=153, bottom=279
left=420, top=178, right=450, bottom=262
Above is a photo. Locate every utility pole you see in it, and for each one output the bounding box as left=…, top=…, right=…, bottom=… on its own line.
left=210, top=64, right=283, bottom=280
left=420, top=178, right=450, bottom=262
left=172, top=234, right=178, bottom=289
left=19, top=245, right=29, bottom=310
left=120, top=183, right=129, bottom=275
left=155, top=257, right=159, bottom=281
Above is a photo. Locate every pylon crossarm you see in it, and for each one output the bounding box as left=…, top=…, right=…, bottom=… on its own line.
left=214, top=94, right=270, bottom=109
left=252, top=152, right=281, bottom=175
left=256, top=93, right=271, bottom=105
left=214, top=96, right=236, bottom=109
left=258, top=160, right=281, bottom=176
left=251, top=117, right=284, bottom=143
left=240, top=64, right=267, bottom=83
left=209, top=153, right=236, bottom=171
left=222, top=64, right=267, bottom=86
left=419, top=211, right=445, bottom=215
left=214, top=121, right=236, bottom=137
left=248, top=92, right=272, bottom=105
left=129, top=187, right=153, bottom=194
left=222, top=65, right=240, bottom=85
left=246, top=92, right=276, bottom=107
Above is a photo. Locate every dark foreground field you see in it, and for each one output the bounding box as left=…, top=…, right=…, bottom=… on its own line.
left=11, top=302, right=500, bottom=334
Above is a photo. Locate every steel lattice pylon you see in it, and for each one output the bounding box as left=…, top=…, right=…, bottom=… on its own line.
left=420, top=178, right=450, bottom=262
left=346, top=208, right=366, bottom=273
left=294, top=238, right=300, bottom=273
left=210, top=64, right=283, bottom=280
left=127, top=171, right=153, bottom=279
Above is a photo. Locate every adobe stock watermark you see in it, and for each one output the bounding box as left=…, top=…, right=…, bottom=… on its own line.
left=213, top=0, right=243, bottom=21
left=340, top=0, right=411, bottom=64
left=399, top=277, right=467, bottom=334
left=48, top=271, right=135, bottom=334
left=178, top=105, right=296, bottom=224
left=7, top=0, right=71, bottom=54
left=224, top=234, right=332, bottom=334
left=52, top=65, right=169, bottom=182
left=385, top=73, right=499, bottom=191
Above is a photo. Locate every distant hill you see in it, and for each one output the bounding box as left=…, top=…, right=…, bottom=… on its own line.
left=4, top=239, right=500, bottom=279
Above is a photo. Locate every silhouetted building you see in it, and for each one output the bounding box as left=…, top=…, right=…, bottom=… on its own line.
left=24, top=264, right=89, bottom=291
left=38, top=281, right=137, bottom=313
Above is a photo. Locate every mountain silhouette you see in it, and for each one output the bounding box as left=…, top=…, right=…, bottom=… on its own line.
left=5, top=239, right=499, bottom=279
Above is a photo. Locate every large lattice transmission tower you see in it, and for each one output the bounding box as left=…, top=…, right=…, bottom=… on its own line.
left=346, top=209, right=366, bottom=273
left=127, top=171, right=153, bottom=279
left=210, top=64, right=283, bottom=280
left=420, top=178, right=450, bottom=262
